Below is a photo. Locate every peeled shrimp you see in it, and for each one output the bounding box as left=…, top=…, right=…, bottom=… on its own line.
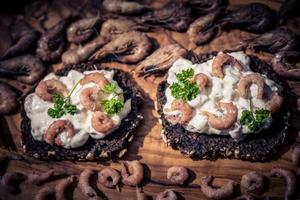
left=202, top=102, right=238, bottom=129
left=165, top=100, right=193, bottom=125
left=67, top=16, right=100, bottom=44
left=78, top=169, right=100, bottom=200
left=195, top=73, right=209, bottom=91
left=265, top=92, right=283, bottom=113
left=91, top=111, right=114, bottom=133
left=212, top=53, right=243, bottom=79
left=80, top=87, right=102, bottom=112
left=0, top=83, right=18, bottom=114
left=44, top=120, right=75, bottom=146
left=121, top=160, right=144, bottom=186
left=237, top=73, right=265, bottom=99
left=98, top=167, right=120, bottom=188
left=90, top=31, right=152, bottom=64
left=167, top=166, right=189, bottom=185
left=35, top=79, right=68, bottom=102
left=103, top=0, right=147, bottom=15
left=80, top=72, right=109, bottom=89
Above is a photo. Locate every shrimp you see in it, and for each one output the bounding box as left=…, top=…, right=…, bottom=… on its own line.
left=44, top=120, right=75, bottom=146
left=165, top=100, right=193, bottom=125
left=55, top=175, right=77, bottom=200
left=156, top=189, right=178, bottom=200
left=212, top=53, right=243, bottom=79
left=78, top=169, right=100, bottom=200
left=62, top=36, right=108, bottom=65
left=80, top=87, right=102, bottom=111
left=136, top=44, right=188, bottom=76
left=167, top=166, right=189, bottom=185
left=195, top=73, right=209, bottom=91
left=80, top=72, right=109, bottom=89
left=237, top=73, right=265, bottom=99
left=241, top=171, right=266, bottom=194
left=0, top=83, right=18, bottom=114
left=121, top=160, right=144, bottom=186
left=0, top=55, right=46, bottom=84
left=91, top=111, right=114, bottom=133
left=202, top=102, right=238, bottom=129
left=67, top=16, right=101, bottom=44
left=98, top=167, right=120, bottom=188
left=35, top=79, right=68, bottom=102
left=265, top=92, right=283, bottom=113
left=90, top=31, right=152, bottom=64
left=103, top=0, right=147, bottom=15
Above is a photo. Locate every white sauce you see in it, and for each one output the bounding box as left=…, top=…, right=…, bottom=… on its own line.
left=163, top=52, right=282, bottom=139
left=24, top=70, right=131, bottom=149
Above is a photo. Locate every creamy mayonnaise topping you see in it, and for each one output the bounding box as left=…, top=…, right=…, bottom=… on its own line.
left=24, top=70, right=131, bottom=149
left=163, top=52, right=282, bottom=139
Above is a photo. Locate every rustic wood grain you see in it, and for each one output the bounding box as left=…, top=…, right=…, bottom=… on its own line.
left=0, top=0, right=299, bottom=199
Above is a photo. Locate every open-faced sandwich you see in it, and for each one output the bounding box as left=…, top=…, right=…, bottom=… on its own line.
left=21, top=63, right=142, bottom=160
left=157, top=51, right=290, bottom=161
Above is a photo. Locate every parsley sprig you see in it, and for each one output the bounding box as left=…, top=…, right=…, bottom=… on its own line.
left=101, top=82, right=124, bottom=115
left=170, top=68, right=200, bottom=101
left=240, top=97, right=270, bottom=132
left=47, top=80, right=80, bottom=118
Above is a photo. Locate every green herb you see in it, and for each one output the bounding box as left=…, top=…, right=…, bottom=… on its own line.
left=240, top=98, right=270, bottom=132
left=170, top=68, right=199, bottom=101
left=101, top=98, right=124, bottom=115
left=47, top=80, right=80, bottom=118
left=103, top=83, right=117, bottom=94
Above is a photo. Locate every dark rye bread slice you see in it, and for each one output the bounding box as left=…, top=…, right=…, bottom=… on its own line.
left=21, top=63, right=143, bottom=161
left=157, top=52, right=290, bottom=161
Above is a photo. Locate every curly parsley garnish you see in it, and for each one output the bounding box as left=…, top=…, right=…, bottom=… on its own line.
left=101, top=82, right=124, bottom=115
left=240, top=97, right=270, bottom=132
left=170, top=68, right=199, bottom=101
left=47, top=81, right=80, bottom=118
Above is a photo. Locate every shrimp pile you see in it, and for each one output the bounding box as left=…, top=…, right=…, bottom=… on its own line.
left=0, top=83, right=18, bottom=114
left=98, top=167, right=120, bottom=188
left=121, top=160, right=144, bottom=186
left=240, top=171, right=265, bottom=194
left=167, top=166, right=189, bottom=185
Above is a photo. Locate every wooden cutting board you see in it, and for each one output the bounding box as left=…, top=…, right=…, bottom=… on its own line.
left=1, top=0, right=299, bottom=199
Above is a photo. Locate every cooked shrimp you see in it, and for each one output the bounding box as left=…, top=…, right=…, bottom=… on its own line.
left=165, top=100, right=193, bottom=125
left=90, top=31, right=152, bottom=64
left=237, top=73, right=265, bottom=99
left=44, top=120, right=75, bottom=146
left=167, top=166, right=189, bottom=185
left=121, top=160, right=144, bottom=186
left=35, top=79, right=68, bottom=102
left=80, top=72, right=109, bottom=89
left=55, top=175, right=77, bottom=200
left=80, top=87, right=102, bottom=111
left=91, top=111, right=114, bottom=133
left=98, top=167, right=120, bottom=188
left=202, top=102, right=238, bottom=129
left=265, top=92, right=283, bottom=113
left=67, top=16, right=100, bottom=44
left=212, top=53, right=243, bottom=79
left=195, top=73, right=209, bottom=91
left=103, top=0, right=147, bottom=15
left=78, top=169, right=100, bottom=200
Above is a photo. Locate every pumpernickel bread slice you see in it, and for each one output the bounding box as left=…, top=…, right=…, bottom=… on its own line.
left=21, top=63, right=143, bottom=161
left=157, top=52, right=290, bottom=161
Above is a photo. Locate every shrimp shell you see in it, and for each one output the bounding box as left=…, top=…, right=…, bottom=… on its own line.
left=212, top=53, right=243, bottom=79
left=121, top=160, right=144, bottom=186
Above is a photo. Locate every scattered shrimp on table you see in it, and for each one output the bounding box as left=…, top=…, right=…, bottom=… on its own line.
left=265, top=92, right=283, bottom=113
left=98, top=167, right=120, bottom=188
left=0, top=83, right=18, bottom=114
left=156, top=189, right=178, bottom=200
left=237, top=73, right=265, bottom=99
left=241, top=171, right=266, bottom=194
left=80, top=87, right=102, bottom=112
left=90, top=31, right=152, bottom=64
left=0, top=172, right=26, bottom=194
left=202, top=102, right=238, bottom=130
left=55, top=175, right=77, bottom=200
left=212, top=53, right=243, bottom=79
left=0, top=55, right=46, bottom=84
left=167, top=166, right=189, bottom=185
left=44, top=120, right=75, bottom=146
left=35, top=79, right=68, bottom=102
left=67, top=16, right=101, bottom=44
left=34, top=186, right=56, bottom=200
left=103, top=0, right=148, bottom=15
left=165, top=100, right=193, bottom=125
left=121, top=160, right=144, bottom=186
left=195, top=73, right=210, bottom=91
left=92, top=111, right=115, bottom=134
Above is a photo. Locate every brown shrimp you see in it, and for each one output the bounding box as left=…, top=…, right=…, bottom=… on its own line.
left=0, top=55, right=46, bottom=84
left=237, top=73, right=265, bottom=99
left=55, top=175, right=77, bottom=200
left=265, top=92, right=283, bottom=113
left=90, top=31, right=152, bottom=64
left=195, top=73, right=209, bottom=91
left=212, top=53, right=243, bottom=79
left=241, top=171, right=266, bottom=194
left=0, top=172, right=26, bottom=194
left=201, top=176, right=236, bottom=200
left=165, top=100, right=193, bottom=125
left=67, top=16, right=100, bottom=44
left=156, top=189, right=178, bottom=200
left=91, top=111, right=114, bottom=134
left=80, top=87, right=102, bottom=112
left=121, top=160, right=144, bottom=186
left=34, top=186, right=56, bottom=200
left=35, top=79, right=68, bottom=102
left=80, top=72, right=109, bottom=89
left=44, top=120, right=75, bottom=146
left=78, top=169, right=100, bottom=200
left=167, top=166, right=189, bottom=185
left=103, top=0, right=147, bottom=15
left=202, top=102, right=238, bottom=129
left=0, top=83, right=18, bottom=114
left=98, top=167, right=120, bottom=188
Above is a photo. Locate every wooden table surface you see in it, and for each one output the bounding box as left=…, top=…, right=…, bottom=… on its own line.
left=1, top=0, right=300, bottom=199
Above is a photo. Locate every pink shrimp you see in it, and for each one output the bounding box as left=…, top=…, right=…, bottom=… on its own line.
left=212, top=53, right=243, bottom=79
left=91, top=111, right=114, bottom=133
left=237, top=73, right=265, bottom=99
left=35, top=79, right=68, bottom=102
left=44, top=120, right=75, bottom=146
